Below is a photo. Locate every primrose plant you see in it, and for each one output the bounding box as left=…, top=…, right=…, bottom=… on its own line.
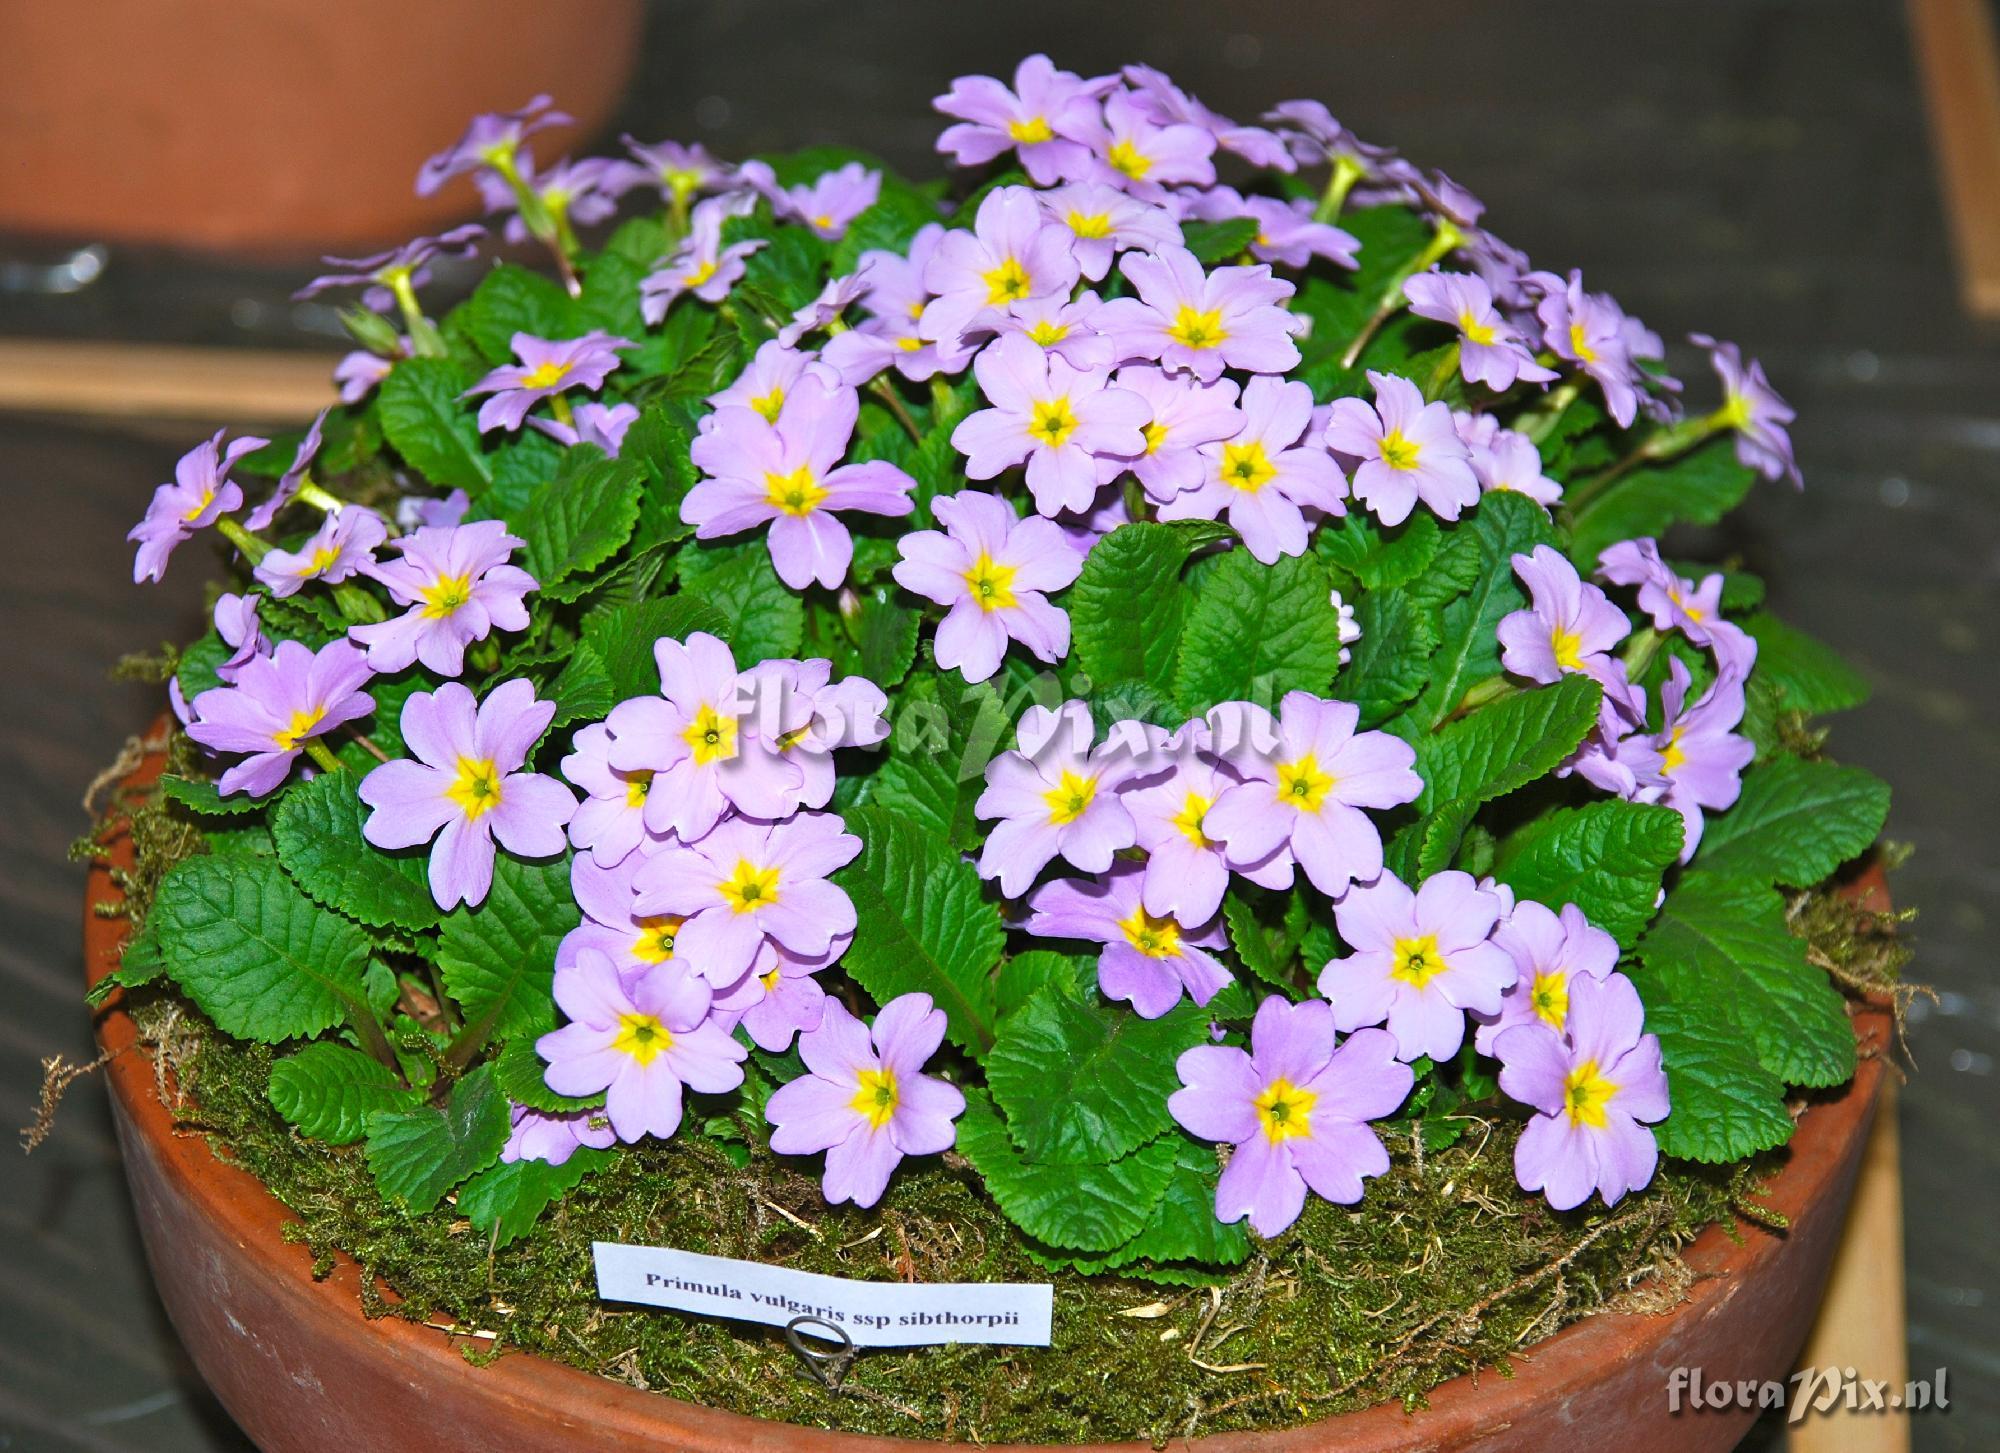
left=109, top=58, right=1889, bottom=1275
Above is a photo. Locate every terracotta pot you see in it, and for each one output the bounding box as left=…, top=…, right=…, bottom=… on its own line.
left=87, top=741, right=1892, bottom=1452
left=1, top=0, right=642, bottom=255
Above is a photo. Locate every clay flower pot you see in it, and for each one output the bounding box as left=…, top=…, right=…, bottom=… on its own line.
left=86, top=743, right=1891, bottom=1452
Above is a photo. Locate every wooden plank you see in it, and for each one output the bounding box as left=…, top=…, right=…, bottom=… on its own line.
left=1908, top=0, right=2000, bottom=315
left=0, top=340, right=337, bottom=423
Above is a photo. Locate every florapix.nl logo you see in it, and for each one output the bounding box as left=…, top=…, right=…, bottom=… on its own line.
left=1668, top=1365, right=1950, bottom=1423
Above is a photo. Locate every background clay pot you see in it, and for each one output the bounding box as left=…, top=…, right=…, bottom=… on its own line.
left=1, top=0, right=642, bottom=254
left=86, top=743, right=1891, bottom=1452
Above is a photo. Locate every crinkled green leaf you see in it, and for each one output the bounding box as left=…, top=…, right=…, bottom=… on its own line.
left=1490, top=800, right=1684, bottom=947
left=673, top=539, right=803, bottom=665
left=1223, top=889, right=1303, bottom=993
left=1314, top=511, right=1439, bottom=591
left=1415, top=676, right=1602, bottom=812
left=1697, top=757, right=1889, bottom=887
left=363, top=1063, right=511, bottom=1211
left=1174, top=549, right=1346, bottom=715
left=1180, top=216, right=1259, bottom=264
left=994, top=949, right=1092, bottom=1022
left=1566, top=438, right=1757, bottom=569
left=1406, top=492, right=1556, bottom=729
left=492, top=1035, right=603, bottom=1114
left=954, top=1092, right=1179, bottom=1253
left=267, top=1041, right=420, bottom=1145
left=271, top=771, right=441, bottom=932
left=458, top=264, right=584, bottom=364
left=1337, top=588, right=1440, bottom=727
left=543, top=642, right=616, bottom=729
left=457, top=1147, right=613, bottom=1248
left=517, top=452, right=644, bottom=599
left=856, top=675, right=1003, bottom=851
left=1070, top=521, right=1226, bottom=696
left=378, top=358, right=492, bottom=494
left=436, top=853, right=579, bottom=1046
left=581, top=594, right=730, bottom=701
left=158, top=774, right=264, bottom=817
left=1637, top=1002, right=1794, bottom=1163
left=1742, top=612, right=1871, bottom=717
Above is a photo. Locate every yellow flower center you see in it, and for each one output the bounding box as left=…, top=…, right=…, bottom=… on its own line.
left=1390, top=934, right=1448, bottom=989
left=761, top=963, right=783, bottom=992
left=1042, top=769, right=1098, bottom=825
left=272, top=705, right=326, bottom=753
left=1563, top=1059, right=1617, bottom=1128
left=1143, top=420, right=1170, bottom=455
left=421, top=571, right=474, bottom=619
left=983, top=256, right=1033, bottom=304
left=1026, top=318, right=1070, bottom=347
left=1254, top=1077, right=1317, bottom=1143
left=851, top=1066, right=901, bottom=1128
left=1067, top=209, right=1113, bottom=239
left=613, top=1012, right=672, bottom=1066
left=963, top=552, right=1018, bottom=611
left=445, top=757, right=504, bottom=821
left=1379, top=430, right=1421, bottom=471
left=1568, top=322, right=1599, bottom=365
left=1458, top=310, right=1497, bottom=345
left=1549, top=627, right=1585, bottom=672
left=1029, top=397, right=1080, bottom=447
left=685, top=258, right=717, bottom=288
left=1172, top=791, right=1214, bottom=848
left=633, top=913, right=683, bottom=964
left=764, top=465, right=829, bottom=517
left=1168, top=306, right=1227, bottom=350
left=1659, top=725, right=1688, bottom=777
left=897, top=336, right=924, bottom=352
left=1117, top=905, right=1183, bottom=958
left=1107, top=138, right=1151, bottom=180
left=1274, top=755, right=1335, bottom=814
left=520, top=359, right=572, bottom=390
left=812, top=213, right=835, bottom=232
left=302, top=544, right=343, bottom=578
left=750, top=388, right=785, bottom=423
left=1220, top=440, right=1277, bottom=493
left=1529, top=970, right=1569, bottom=1029
left=663, top=167, right=701, bottom=201
left=1007, top=116, right=1054, bottom=144
left=718, top=858, right=781, bottom=914
left=182, top=487, right=216, bottom=522
left=681, top=704, right=738, bottom=766
left=623, top=770, right=652, bottom=808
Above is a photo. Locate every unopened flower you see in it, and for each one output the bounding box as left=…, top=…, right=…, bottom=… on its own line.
left=357, top=678, right=576, bottom=910
left=1095, top=244, right=1301, bottom=383
left=1497, top=545, right=1631, bottom=690
left=334, top=350, right=394, bottom=404
left=1318, top=870, right=1517, bottom=1062
left=211, top=591, right=267, bottom=683
left=253, top=508, right=387, bottom=597
left=464, top=330, right=631, bottom=433
left=1497, top=971, right=1668, bottom=1210
left=921, top=186, right=1081, bottom=365
left=974, top=700, right=1152, bottom=898
left=187, top=639, right=373, bottom=797
left=1159, top=374, right=1346, bottom=563
left=766, top=993, right=965, bottom=1208
left=1103, top=366, right=1241, bottom=502
left=1323, top=370, right=1479, bottom=526
left=952, top=334, right=1149, bottom=516
left=416, top=94, right=571, bottom=196
left=1026, top=861, right=1232, bottom=1017
left=129, top=431, right=268, bottom=584
left=537, top=949, right=746, bottom=1144
left=1085, top=88, right=1216, bottom=200
left=934, top=54, right=1111, bottom=185
left=503, top=1104, right=615, bottom=1167
left=641, top=197, right=767, bottom=321
left=1405, top=271, right=1556, bottom=391
left=1170, top=998, right=1411, bottom=1237
left=891, top=489, right=1082, bottom=682
left=244, top=409, right=328, bottom=531
left=350, top=522, right=536, bottom=676
left=1473, top=900, right=1619, bottom=1053
left=1035, top=183, right=1181, bottom=282
left=1692, top=333, right=1801, bottom=488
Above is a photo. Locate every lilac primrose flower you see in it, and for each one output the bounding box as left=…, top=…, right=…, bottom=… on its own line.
left=503, top=1103, right=615, bottom=1167
left=934, top=54, right=1112, bottom=185
left=1122, top=725, right=1289, bottom=927
left=778, top=162, right=880, bottom=241
left=821, top=223, right=949, bottom=385
left=562, top=849, right=686, bottom=976
left=1323, top=371, right=1479, bottom=526
left=396, top=489, right=470, bottom=532
left=710, top=939, right=841, bottom=1053
left=1455, top=412, right=1563, bottom=507
left=1205, top=693, right=1422, bottom=898
left=776, top=269, right=875, bottom=349
left=951, top=334, right=1149, bottom=516
left=686, top=376, right=916, bottom=589
left=464, top=330, right=631, bottom=434
left=357, top=678, right=576, bottom=910
left=560, top=721, right=660, bottom=869
left=766, top=993, right=966, bottom=1209
left=1597, top=538, right=1729, bottom=648
left=1319, top=870, right=1517, bottom=1062
left=602, top=631, right=807, bottom=839
left=1122, top=64, right=1295, bottom=171
left=1170, top=998, right=1411, bottom=1237
left=1652, top=658, right=1754, bottom=859
left=709, top=340, right=842, bottom=424
left=253, top=508, right=387, bottom=597
left=974, top=700, right=1152, bottom=898
left=1085, top=88, right=1216, bottom=201
left=640, top=197, right=767, bottom=321
left=920, top=186, right=1081, bottom=366
left=128, top=431, right=268, bottom=584
left=293, top=224, right=485, bottom=311
left=244, top=409, right=327, bottom=531
left=1266, top=100, right=1394, bottom=177
left=1497, top=971, right=1668, bottom=1210
left=187, top=639, right=374, bottom=798
left=993, top=290, right=1115, bottom=371
left=1404, top=271, right=1556, bottom=392
left=530, top=399, right=640, bottom=456
left=1103, top=366, right=1241, bottom=502
left=1183, top=187, right=1358, bottom=271
left=478, top=154, right=619, bottom=245
left=741, top=656, right=890, bottom=810
left=891, top=490, right=1082, bottom=682
left=211, top=592, right=266, bottom=683
left=1692, top=333, right=1802, bottom=488
left=1159, top=375, right=1347, bottom=564
left=1497, top=545, right=1632, bottom=690
left=334, top=350, right=394, bottom=404
left=1036, top=183, right=1181, bottom=282
left=1536, top=271, right=1645, bottom=428
left=612, top=138, right=729, bottom=206
left=1473, top=900, right=1619, bottom=1054
left=1026, top=861, right=1231, bottom=1018
left=349, top=521, right=536, bottom=676
left=537, top=950, right=746, bottom=1144
left=416, top=94, right=571, bottom=196
left=1095, top=245, right=1301, bottom=383
left=631, top=811, right=861, bottom=986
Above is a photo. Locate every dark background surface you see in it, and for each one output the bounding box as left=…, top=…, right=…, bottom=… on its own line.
left=2, top=2, right=1993, bottom=1448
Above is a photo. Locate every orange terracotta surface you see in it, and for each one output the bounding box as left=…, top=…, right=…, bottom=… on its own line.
left=86, top=743, right=1891, bottom=1451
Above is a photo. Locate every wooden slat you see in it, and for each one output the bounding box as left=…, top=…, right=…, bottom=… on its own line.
left=1909, top=0, right=2000, bottom=315
left=0, top=340, right=338, bottom=423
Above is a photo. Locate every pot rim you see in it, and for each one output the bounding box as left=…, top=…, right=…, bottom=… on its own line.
left=84, top=743, right=1891, bottom=1452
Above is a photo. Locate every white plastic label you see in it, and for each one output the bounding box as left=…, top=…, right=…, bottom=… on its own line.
left=592, top=1241, right=1053, bottom=1348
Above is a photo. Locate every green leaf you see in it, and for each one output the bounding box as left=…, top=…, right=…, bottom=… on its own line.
left=1314, top=511, right=1439, bottom=590
left=517, top=452, right=644, bottom=599
left=543, top=643, right=615, bottom=729
left=621, top=405, right=700, bottom=550
left=1103, top=1136, right=1251, bottom=1270
left=1742, top=612, right=1871, bottom=717
left=271, top=772, right=441, bottom=932
left=1174, top=549, right=1346, bottom=715
left=994, top=950, right=1091, bottom=1021
left=1406, top=493, right=1556, bottom=729
left=834, top=807, right=1005, bottom=1056
left=986, top=991, right=1209, bottom=1163
left=457, top=1148, right=611, bottom=1248
left=581, top=594, right=730, bottom=701
left=1292, top=206, right=1432, bottom=375
left=1180, top=216, right=1259, bottom=264
left=1337, top=588, right=1440, bottom=727
left=151, top=855, right=373, bottom=1043
left=954, top=1092, right=1178, bottom=1252
left=378, top=358, right=492, bottom=494
left=158, top=774, right=265, bottom=817
left=1415, top=676, right=1602, bottom=811
left=492, top=1035, right=604, bottom=1113
left=458, top=264, right=584, bottom=364
left=1697, top=757, right=1889, bottom=887
left=1070, top=521, right=1223, bottom=696
left=1490, top=801, right=1684, bottom=947
left=831, top=188, right=943, bottom=275
left=1567, top=438, right=1757, bottom=569
left=1639, top=1002, right=1794, bottom=1163
left=674, top=540, right=804, bottom=665
left=364, top=1064, right=512, bottom=1211
left=1634, top=871, right=1856, bottom=1088
left=436, top=853, right=579, bottom=1045
left=267, top=1041, right=420, bottom=1145
left=174, top=634, right=232, bottom=707
left=857, top=675, right=1003, bottom=851
left=1223, top=889, right=1302, bottom=993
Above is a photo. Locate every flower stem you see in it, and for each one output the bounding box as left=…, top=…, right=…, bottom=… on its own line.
left=1517, top=380, right=1581, bottom=445
left=344, top=727, right=392, bottom=763
left=303, top=738, right=344, bottom=774
left=1423, top=342, right=1462, bottom=402
left=550, top=393, right=575, bottom=427
left=1313, top=155, right=1366, bottom=224
left=344, top=995, right=402, bottom=1078
left=1567, top=415, right=1722, bottom=513
left=870, top=378, right=924, bottom=444
left=1338, top=220, right=1462, bottom=371
left=387, top=270, right=447, bottom=359
left=214, top=517, right=269, bottom=563
left=296, top=478, right=347, bottom=515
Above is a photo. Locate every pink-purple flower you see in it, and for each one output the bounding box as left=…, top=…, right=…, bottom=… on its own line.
left=710, top=939, right=841, bottom=1053
left=503, top=1104, right=615, bottom=1167
left=1122, top=726, right=1288, bottom=927
left=709, top=340, right=841, bottom=424
left=293, top=225, right=485, bottom=311
left=187, top=639, right=374, bottom=798
left=1694, top=333, right=1801, bottom=488
left=1158, top=375, right=1347, bottom=563
left=1170, top=997, right=1412, bottom=1237
left=1323, top=371, right=1479, bottom=526
left=1651, top=658, right=1754, bottom=859
left=1025, top=861, right=1232, bottom=1018
left=640, top=197, right=767, bottom=321
left=560, top=722, right=660, bottom=869
left=1084, top=88, right=1216, bottom=201
left=1094, top=245, right=1301, bottom=383
left=349, top=521, right=536, bottom=676
left=1535, top=270, right=1646, bottom=428
left=974, top=700, right=1152, bottom=898
left=357, top=677, right=577, bottom=910
left=1497, top=545, right=1632, bottom=691
left=933, top=55, right=1111, bottom=185
left=1456, top=412, right=1562, bottom=506
left=820, top=223, right=949, bottom=384
left=129, top=431, right=267, bottom=584
left=920, top=186, right=1081, bottom=366
left=1404, top=271, right=1556, bottom=392
left=1103, top=367, right=1241, bottom=502
left=777, top=161, right=880, bottom=241
left=561, top=849, right=683, bottom=976
left=765, top=993, right=966, bottom=1209
left=1035, top=183, right=1180, bottom=282
left=416, top=94, right=571, bottom=196
left=252, top=508, right=387, bottom=597
left=951, top=334, right=1149, bottom=516
left=530, top=399, right=640, bottom=456
left=1473, top=899, right=1619, bottom=1054
left=1596, top=538, right=1731, bottom=649
left=464, top=330, right=631, bottom=433
left=243, top=409, right=327, bottom=531
left=1185, top=187, right=1358, bottom=271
